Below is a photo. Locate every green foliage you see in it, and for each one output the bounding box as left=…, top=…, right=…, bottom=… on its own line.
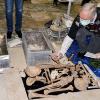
left=90, top=59, right=100, bottom=69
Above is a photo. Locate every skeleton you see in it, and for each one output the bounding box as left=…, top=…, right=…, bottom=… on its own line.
left=28, top=76, right=73, bottom=93
left=24, top=63, right=99, bottom=98
left=40, top=64, right=73, bottom=84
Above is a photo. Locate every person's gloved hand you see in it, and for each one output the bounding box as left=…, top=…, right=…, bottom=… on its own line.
left=95, top=53, right=100, bottom=59
left=51, top=52, right=63, bottom=63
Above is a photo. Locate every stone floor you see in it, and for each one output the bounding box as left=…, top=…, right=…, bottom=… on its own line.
left=0, top=0, right=99, bottom=33
left=0, top=0, right=81, bottom=33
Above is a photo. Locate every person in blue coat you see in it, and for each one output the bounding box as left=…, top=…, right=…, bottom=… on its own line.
left=51, top=3, right=100, bottom=64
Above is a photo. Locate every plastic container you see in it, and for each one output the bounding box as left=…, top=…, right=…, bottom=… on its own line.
left=22, top=29, right=52, bottom=66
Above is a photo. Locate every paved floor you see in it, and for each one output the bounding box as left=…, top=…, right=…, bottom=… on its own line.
left=0, top=45, right=28, bottom=100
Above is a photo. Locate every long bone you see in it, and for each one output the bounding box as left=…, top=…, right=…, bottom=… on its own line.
left=44, top=85, right=74, bottom=95
left=28, top=76, right=73, bottom=93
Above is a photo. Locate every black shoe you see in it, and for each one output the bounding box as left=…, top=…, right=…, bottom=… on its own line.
left=15, top=31, right=22, bottom=38
left=7, top=31, right=12, bottom=39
